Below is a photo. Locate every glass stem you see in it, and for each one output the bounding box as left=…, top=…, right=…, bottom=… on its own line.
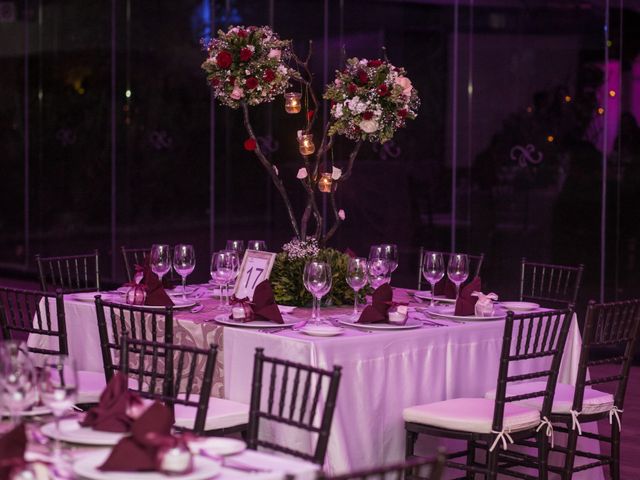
left=182, top=276, right=187, bottom=300
left=316, top=296, right=322, bottom=323
left=455, top=283, right=461, bottom=301
left=353, top=289, right=359, bottom=316
left=429, top=281, right=435, bottom=307
left=311, top=296, right=317, bottom=321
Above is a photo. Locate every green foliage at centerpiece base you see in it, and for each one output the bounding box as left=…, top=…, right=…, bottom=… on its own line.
left=270, top=247, right=365, bottom=307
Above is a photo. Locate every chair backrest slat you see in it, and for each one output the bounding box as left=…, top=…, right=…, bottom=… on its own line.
left=417, top=248, right=484, bottom=290
left=121, top=246, right=151, bottom=283
left=520, top=258, right=583, bottom=308
left=36, top=250, right=101, bottom=293
left=491, top=308, right=573, bottom=432
left=571, top=299, right=640, bottom=412
left=0, top=287, right=67, bottom=356
left=247, top=348, right=342, bottom=465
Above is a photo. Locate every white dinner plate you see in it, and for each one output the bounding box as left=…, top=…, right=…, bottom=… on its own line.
left=190, top=437, right=246, bottom=456
left=499, top=301, right=540, bottom=312
left=165, top=286, right=197, bottom=297
left=106, top=298, right=197, bottom=311
left=73, top=450, right=221, bottom=480
left=41, top=419, right=126, bottom=446
left=67, top=292, right=120, bottom=302
left=338, top=318, right=423, bottom=330
left=412, top=291, right=456, bottom=304
left=0, top=405, right=52, bottom=418
left=299, top=324, right=344, bottom=337
left=428, top=310, right=506, bottom=322
left=214, top=314, right=297, bottom=329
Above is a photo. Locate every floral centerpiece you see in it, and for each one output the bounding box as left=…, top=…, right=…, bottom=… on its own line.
left=202, top=26, right=419, bottom=306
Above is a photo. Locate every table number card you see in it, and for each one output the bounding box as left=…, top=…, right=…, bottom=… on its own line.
left=233, top=250, right=277, bottom=300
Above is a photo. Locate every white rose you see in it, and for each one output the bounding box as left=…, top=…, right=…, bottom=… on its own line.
left=268, top=48, right=282, bottom=60
left=347, top=96, right=361, bottom=112
left=296, top=167, right=308, bottom=179
left=359, top=119, right=379, bottom=133
left=338, top=209, right=346, bottom=220
left=334, top=103, right=343, bottom=118
left=230, top=87, right=244, bottom=100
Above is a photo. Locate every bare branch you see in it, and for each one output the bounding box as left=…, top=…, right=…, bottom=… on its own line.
left=323, top=189, right=341, bottom=244
left=336, top=139, right=363, bottom=183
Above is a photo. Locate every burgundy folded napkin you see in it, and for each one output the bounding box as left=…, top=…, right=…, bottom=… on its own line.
left=230, top=281, right=283, bottom=324
left=100, top=402, right=174, bottom=472
left=81, top=373, right=144, bottom=433
left=432, top=277, right=457, bottom=299
left=358, top=283, right=393, bottom=323
left=0, top=423, right=26, bottom=480
left=141, top=265, right=174, bottom=307
left=454, top=276, right=482, bottom=316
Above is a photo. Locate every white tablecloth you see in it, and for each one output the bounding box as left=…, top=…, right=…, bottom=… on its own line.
left=223, top=313, right=604, bottom=478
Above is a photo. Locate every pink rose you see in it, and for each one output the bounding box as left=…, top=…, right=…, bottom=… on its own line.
left=395, top=76, right=413, bottom=96
left=268, top=48, right=282, bottom=60
left=230, top=86, right=244, bottom=100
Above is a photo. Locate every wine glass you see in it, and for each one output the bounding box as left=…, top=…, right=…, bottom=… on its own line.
left=346, top=257, right=368, bottom=318
left=212, top=251, right=239, bottom=309
left=39, top=355, right=78, bottom=461
left=367, top=259, right=390, bottom=289
left=304, top=261, right=332, bottom=325
left=247, top=240, right=267, bottom=251
left=226, top=240, right=245, bottom=258
left=369, top=245, right=383, bottom=262
left=422, top=252, right=445, bottom=306
left=150, top=244, right=172, bottom=282
left=173, top=244, right=196, bottom=300
left=0, top=341, right=37, bottom=425
left=447, top=253, right=469, bottom=300
left=379, top=244, right=399, bottom=274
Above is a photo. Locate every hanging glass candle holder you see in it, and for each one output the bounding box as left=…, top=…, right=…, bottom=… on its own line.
left=318, top=173, right=332, bottom=193
left=298, top=133, right=315, bottom=156
left=284, top=92, right=302, bottom=114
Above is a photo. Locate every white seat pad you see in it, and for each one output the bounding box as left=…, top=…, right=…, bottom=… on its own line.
left=174, top=397, right=249, bottom=431
left=403, top=397, right=540, bottom=434
left=76, top=370, right=106, bottom=404
left=485, top=382, right=614, bottom=415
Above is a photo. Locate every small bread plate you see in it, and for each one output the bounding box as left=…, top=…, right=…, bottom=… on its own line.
left=73, top=450, right=221, bottom=480
left=428, top=310, right=506, bottom=322
left=299, top=324, right=344, bottom=337
left=412, top=291, right=456, bottom=304
left=165, top=286, right=197, bottom=297
left=214, top=313, right=297, bottom=329
left=189, top=437, right=246, bottom=457
left=67, top=292, right=120, bottom=302
left=338, top=318, right=423, bottom=330
left=0, top=405, right=52, bottom=418
left=41, top=419, right=126, bottom=446
left=499, top=301, right=540, bottom=312
left=107, top=298, right=197, bottom=311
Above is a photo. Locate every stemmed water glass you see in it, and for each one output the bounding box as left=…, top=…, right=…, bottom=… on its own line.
left=447, top=253, right=469, bottom=300
left=150, top=244, right=172, bottom=282
left=247, top=240, right=267, bottom=251
left=367, top=258, right=391, bottom=289
left=379, top=244, right=399, bottom=275
left=226, top=240, right=245, bottom=258
left=173, top=244, right=196, bottom=300
left=346, top=258, right=368, bottom=318
left=39, top=355, right=78, bottom=461
left=303, top=261, right=332, bottom=325
left=0, top=341, right=37, bottom=426
left=422, top=252, right=445, bottom=306
left=211, top=251, right=239, bottom=309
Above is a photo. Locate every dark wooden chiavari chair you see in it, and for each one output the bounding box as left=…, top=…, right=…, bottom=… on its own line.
left=417, top=249, right=485, bottom=290
left=94, top=295, right=174, bottom=384
left=247, top=348, right=342, bottom=465
left=314, top=452, right=446, bottom=480
left=121, top=246, right=150, bottom=283
left=119, top=336, right=218, bottom=435
left=405, top=307, right=574, bottom=480
left=0, top=286, right=105, bottom=403
left=36, top=250, right=101, bottom=293
left=544, top=299, right=640, bottom=480
left=519, top=258, right=584, bottom=308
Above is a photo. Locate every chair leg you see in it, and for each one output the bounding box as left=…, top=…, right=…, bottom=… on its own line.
left=611, top=421, right=621, bottom=480
left=466, top=440, right=476, bottom=480
left=561, top=422, right=579, bottom=480
left=405, top=429, right=418, bottom=459
left=486, top=447, right=498, bottom=480
left=537, top=430, right=549, bottom=480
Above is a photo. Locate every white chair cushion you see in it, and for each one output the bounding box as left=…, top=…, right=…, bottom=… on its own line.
left=484, top=381, right=614, bottom=415
left=403, top=397, right=540, bottom=434
left=174, top=397, right=249, bottom=431
left=76, top=370, right=106, bottom=404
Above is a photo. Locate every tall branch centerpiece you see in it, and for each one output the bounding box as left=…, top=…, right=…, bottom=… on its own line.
left=202, top=25, right=420, bottom=306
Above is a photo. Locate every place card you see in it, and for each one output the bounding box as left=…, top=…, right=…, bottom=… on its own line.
left=233, top=250, right=277, bottom=300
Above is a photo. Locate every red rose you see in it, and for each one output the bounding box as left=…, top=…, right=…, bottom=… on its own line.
left=377, top=84, right=389, bottom=96
left=362, top=111, right=374, bottom=120
left=240, top=48, right=253, bottom=62
left=357, top=70, right=369, bottom=85
left=397, top=109, right=408, bottom=118
left=347, top=83, right=357, bottom=95
left=209, top=77, right=220, bottom=87
left=244, top=138, right=257, bottom=151
left=227, top=75, right=236, bottom=86
left=245, top=77, right=259, bottom=89
left=237, top=29, right=248, bottom=38
left=216, top=50, right=233, bottom=69
left=263, top=69, right=275, bottom=83
left=368, top=59, right=383, bottom=67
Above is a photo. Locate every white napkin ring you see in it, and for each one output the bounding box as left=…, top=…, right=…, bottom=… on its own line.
left=489, top=429, right=514, bottom=452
